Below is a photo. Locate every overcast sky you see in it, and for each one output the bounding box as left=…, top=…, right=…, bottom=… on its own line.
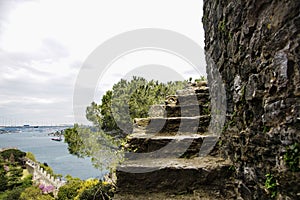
left=0, top=0, right=205, bottom=126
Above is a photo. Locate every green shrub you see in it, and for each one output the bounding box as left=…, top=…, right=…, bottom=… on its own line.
left=2, top=187, right=25, bottom=200
left=20, top=186, right=54, bottom=200
left=284, top=143, right=300, bottom=172
left=57, top=176, right=82, bottom=200
left=265, top=174, right=277, bottom=198
left=77, top=181, right=114, bottom=200
left=0, top=169, right=8, bottom=191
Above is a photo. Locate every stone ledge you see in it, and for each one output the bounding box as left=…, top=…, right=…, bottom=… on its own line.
left=116, top=157, right=233, bottom=194
left=125, top=134, right=218, bottom=159
left=134, top=116, right=210, bottom=134
left=165, top=93, right=210, bottom=106
left=114, top=190, right=229, bottom=200
left=149, top=104, right=210, bottom=118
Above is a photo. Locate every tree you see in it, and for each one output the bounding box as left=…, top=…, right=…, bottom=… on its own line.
left=0, top=149, right=26, bottom=164
left=6, top=166, right=23, bottom=189
left=86, top=102, right=102, bottom=128
left=0, top=150, right=36, bottom=199
left=64, top=126, right=123, bottom=171
left=64, top=124, right=84, bottom=157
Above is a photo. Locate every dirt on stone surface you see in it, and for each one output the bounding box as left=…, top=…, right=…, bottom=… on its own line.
left=113, top=190, right=228, bottom=200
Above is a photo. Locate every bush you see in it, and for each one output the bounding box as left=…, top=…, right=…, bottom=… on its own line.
left=2, top=187, right=25, bottom=200
left=57, top=176, right=82, bottom=200
left=0, top=169, right=8, bottom=191
left=20, top=186, right=54, bottom=200
left=78, top=181, right=114, bottom=200
left=284, top=143, right=300, bottom=172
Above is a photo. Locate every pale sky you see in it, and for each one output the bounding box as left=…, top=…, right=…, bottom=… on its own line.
left=0, top=0, right=205, bottom=126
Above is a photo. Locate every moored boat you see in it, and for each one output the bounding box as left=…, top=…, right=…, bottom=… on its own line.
left=51, top=137, right=62, bottom=142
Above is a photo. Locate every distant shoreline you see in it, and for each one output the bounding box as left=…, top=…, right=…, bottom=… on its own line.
left=0, top=125, right=73, bottom=135
left=0, top=125, right=73, bottom=128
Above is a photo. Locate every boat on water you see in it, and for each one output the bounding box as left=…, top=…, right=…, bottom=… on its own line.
left=51, top=137, right=62, bottom=142
left=51, top=134, right=63, bottom=142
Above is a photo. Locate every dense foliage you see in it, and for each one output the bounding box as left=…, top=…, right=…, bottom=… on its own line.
left=0, top=149, right=33, bottom=199
left=77, top=181, right=114, bottom=200
left=57, top=175, right=83, bottom=200
left=0, top=149, right=26, bottom=165
left=57, top=175, right=114, bottom=200
left=64, top=125, right=123, bottom=171
left=0, top=149, right=63, bottom=199
left=0, top=149, right=27, bottom=191
left=19, top=186, right=54, bottom=200
left=1, top=148, right=115, bottom=200
left=63, top=124, right=84, bottom=157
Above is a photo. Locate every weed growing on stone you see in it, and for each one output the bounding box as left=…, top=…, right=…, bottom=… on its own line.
left=284, top=143, right=300, bottom=172
left=262, top=126, right=271, bottom=134
left=265, top=173, right=277, bottom=198
left=218, top=19, right=226, bottom=33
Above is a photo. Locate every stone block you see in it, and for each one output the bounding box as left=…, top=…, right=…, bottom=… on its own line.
left=134, top=116, right=210, bottom=134
left=165, top=93, right=210, bottom=106
left=116, top=157, right=233, bottom=194
left=124, top=134, right=217, bottom=159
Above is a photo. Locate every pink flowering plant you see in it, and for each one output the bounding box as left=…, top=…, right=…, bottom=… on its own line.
left=3, top=165, right=9, bottom=172
left=39, top=184, right=55, bottom=193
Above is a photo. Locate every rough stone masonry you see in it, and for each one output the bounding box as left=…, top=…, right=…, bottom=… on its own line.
left=203, top=0, right=300, bottom=199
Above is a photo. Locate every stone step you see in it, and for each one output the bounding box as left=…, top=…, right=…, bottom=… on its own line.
left=134, top=116, right=210, bottom=134
left=194, top=87, right=209, bottom=94
left=116, top=157, right=233, bottom=194
left=176, top=86, right=209, bottom=96
left=124, top=133, right=218, bottom=159
left=165, top=93, right=210, bottom=106
left=176, top=82, right=209, bottom=95
left=114, top=190, right=227, bottom=200
left=149, top=104, right=210, bottom=118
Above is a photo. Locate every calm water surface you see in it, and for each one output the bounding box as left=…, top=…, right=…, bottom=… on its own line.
left=0, top=126, right=105, bottom=180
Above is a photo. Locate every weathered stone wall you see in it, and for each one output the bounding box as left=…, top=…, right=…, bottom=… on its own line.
left=203, top=0, right=300, bottom=199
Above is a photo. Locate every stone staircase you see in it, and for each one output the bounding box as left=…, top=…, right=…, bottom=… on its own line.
left=115, top=82, right=234, bottom=199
